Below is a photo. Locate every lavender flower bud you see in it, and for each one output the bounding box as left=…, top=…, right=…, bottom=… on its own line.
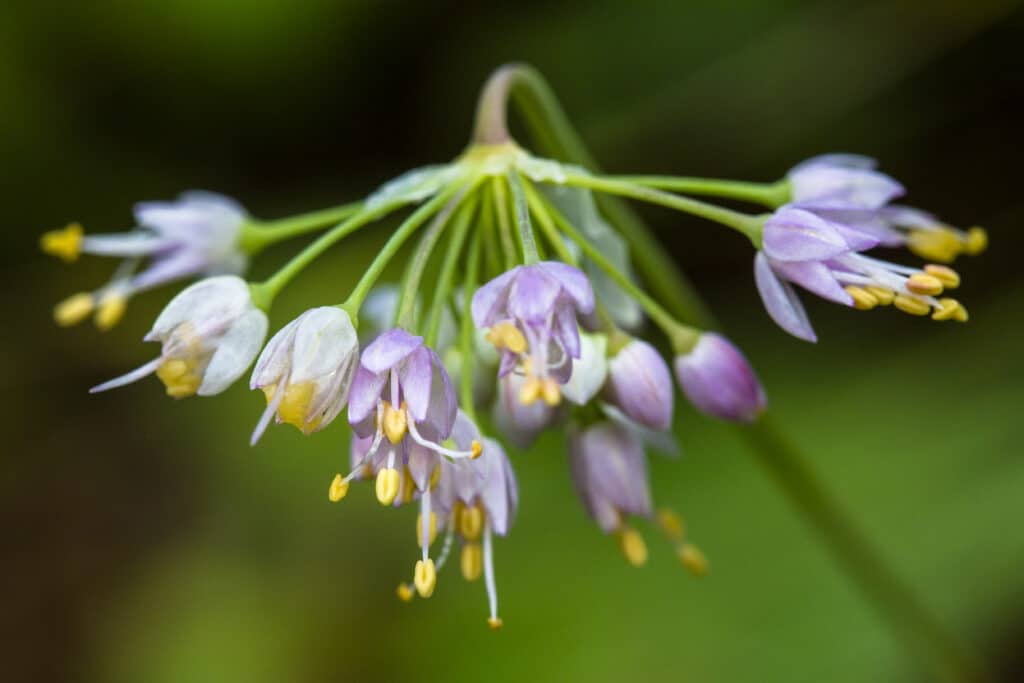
left=605, top=339, right=673, bottom=431
left=673, top=333, right=766, bottom=423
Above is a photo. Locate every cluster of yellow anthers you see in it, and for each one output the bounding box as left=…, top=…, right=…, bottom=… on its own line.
left=906, top=224, right=988, bottom=265
left=485, top=321, right=563, bottom=407
left=613, top=508, right=709, bottom=575
left=844, top=264, right=969, bottom=321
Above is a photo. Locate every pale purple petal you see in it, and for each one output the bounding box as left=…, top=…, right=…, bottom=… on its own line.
left=348, top=366, right=386, bottom=430
left=763, top=208, right=850, bottom=262
left=471, top=268, right=519, bottom=327
left=360, top=328, right=422, bottom=373
left=771, top=260, right=853, bottom=306
left=423, top=349, right=456, bottom=437
left=399, top=346, right=433, bottom=422
left=754, top=252, right=817, bottom=342
left=507, top=266, right=560, bottom=324
left=538, top=261, right=594, bottom=313
left=675, top=333, right=767, bottom=423
left=553, top=304, right=581, bottom=359
left=606, top=340, right=674, bottom=431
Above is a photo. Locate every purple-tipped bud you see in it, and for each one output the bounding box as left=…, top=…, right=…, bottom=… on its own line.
left=673, top=333, right=766, bottom=423
left=568, top=421, right=652, bottom=534
left=605, top=339, right=673, bottom=431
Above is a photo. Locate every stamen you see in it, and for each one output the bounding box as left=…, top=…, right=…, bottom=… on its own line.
left=923, top=264, right=960, bottom=289
left=401, top=467, right=417, bottom=504
left=40, top=223, right=83, bottom=262
left=907, top=229, right=961, bottom=263
left=94, top=291, right=128, bottom=330
left=965, top=226, right=988, bottom=255
left=485, top=322, right=527, bottom=353
left=414, top=558, right=437, bottom=598
left=434, top=515, right=457, bottom=572
left=540, top=378, right=561, bottom=406
left=905, top=273, right=944, bottom=297
left=488, top=617, right=504, bottom=631
left=406, top=418, right=479, bottom=459
left=617, top=526, right=648, bottom=567
left=893, top=294, right=931, bottom=317
left=375, top=467, right=401, bottom=506
left=382, top=401, right=408, bottom=444
left=459, top=504, right=484, bottom=541
left=657, top=508, right=685, bottom=542
left=844, top=286, right=878, bottom=311
left=518, top=377, right=542, bottom=405
left=418, top=498, right=437, bottom=550
left=678, top=542, right=709, bottom=577
left=482, top=523, right=500, bottom=627
left=329, top=474, right=349, bottom=502
left=396, top=583, right=415, bottom=602
left=342, top=413, right=385, bottom=484
left=54, top=292, right=94, bottom=327
left=251, top=375, right=288, bottom=445
left=864, top=285, right=895, bottom=305
left=155, top=358, right=202, bottom=398
left=276, top=381, right=318, bottom=433
left=461, top=542, right=482, bottom=581
left=90, top=357, right=163, bottom=394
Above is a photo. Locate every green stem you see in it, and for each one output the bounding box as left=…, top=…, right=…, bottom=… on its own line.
left=562, top=172, right=764, bottom=245
left=491, top=176, right=518, bottom=269
left=520, top=179, right=576, bottom=265
left=239, top=201, right=364, bottom=254
left=479, top=187, right=503, bottom=279
left=506, top=171, right=540, bottom=264
left=459, top=231, right=483, bottom=424
left=395, top=187, right=473, bottom=329
left=608, top=175, right=790, bottom=208
left=249, top=200, right=402, bottom=310
left=424, top=196, right=478, bottom=347
left=340, top=184, right=465, bottom=322
left=485, top=62, right=988, bottom=682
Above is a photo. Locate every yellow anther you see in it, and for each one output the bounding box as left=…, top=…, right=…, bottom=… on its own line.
left=401, top=466, right=416, bottom=504
left=156, top=358, right=201, bottom=398
left=540, top=378, right=562, bottom=406
left=470, top=440, right=483, bottom=459
left=485, top=322, right=527, bottom=354
left=844, top=286, right=878, bottom=311
left=923, top=264, right=960, bottom=289
left=953, top=303, right=969, bottom=323
left=54, top=292, right=94, bottom=327
left=40, top=223, right=83, bottom=262
left=417, top=511, right=438, bottom=548
left=893, top=294, right=931, bottom=317
left=907, top=229, right=961, bottom=264
left=459, top=504, right=484, bottom=541
left=964, top=226, right=987, bottom=255
left=460, top=542, right=482, bottom=581
left=396, top=582, right=415, bottom=602
left=931, top=298, right=962, bottom=322
left=414, top=558, right=436, bottom=598
left=429, top=465, right=441, bottom=490
left=275, top=381, right=317, bottom=432
left=94, top=292, right=127, bottom=331
left=382, top=401, right=408, bottom=444
left=328, top=474, right=349, bottom=502
left=375, top=468, right=401, bottom=506
left=657, top=508, right=685, bottom=542
left=678, top=543, right=709, bottom=577
left=518, top=377, right=542, bottom=405
left=905, top=273, right=944, bottom=297
left=487, top=617, right=504, bottom=631
left=865, top=286, right=895, bottom=305
left=618, top=526, right=648, bottom=568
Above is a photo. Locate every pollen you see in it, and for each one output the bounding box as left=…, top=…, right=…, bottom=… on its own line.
left=396, top=582, right=415, bottom=602
left=907, top=229, right=961, bottom=264
left=470, top=440, right=483, bottom=459
left=657, top=508, right=685, bottom=542
left=540, top=378, right=562, bottom=406
left=618, top=526, right=648, bottom=568
left=382, top=401, right=408, bottom=444
left=905, top=273, right=944, bottom=297
left=95, top=292, right=127, bottom=330
left=485, top=322, right=527, bottom=354
left=414, top=558, right=437, bottom=598
left=459, top=504, right=484, bottom=541
left=460, top=542, right=482, bottom=581
left=678, top=543, right=709, bottom=577
left=865, top=286, right=895, bottom=305
left=844, top=286, right=878, bottom=311
left=518, top=377, right=542, bottom=405
left=893, top=294, right=930, bottom=317
left=375, top=467, right=401, bottom=506
left=487, top=617, right=504, bottom=631
left=156, top=358, right=201, bottom=398
left=328, top=474, right=349, bottom=502
left=923, top=264, right=960, bottom=289
left=40, top=223, right=83, bottom=263
left=965, top=227, right=988, bottom=255
left=276, top=381, right=316, bottom=432
left=54, top=292, right=94, bottom=327
left=417, top=511, right=438, bottom=548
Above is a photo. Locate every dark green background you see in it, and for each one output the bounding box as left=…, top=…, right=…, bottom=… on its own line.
left=3, top=1, right=1023, bottom=681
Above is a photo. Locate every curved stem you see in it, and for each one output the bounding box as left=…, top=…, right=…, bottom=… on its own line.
left=486, top=62, right=989, bottom=682
left=608, top=175, right=790, bottom=208
left=239, top=201, right=364, bottom=254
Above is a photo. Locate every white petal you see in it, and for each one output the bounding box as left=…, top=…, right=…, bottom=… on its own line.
left=198, top=308, right=269, bottom=395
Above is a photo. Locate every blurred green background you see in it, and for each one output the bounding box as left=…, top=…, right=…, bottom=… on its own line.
left=4, top=0, right=1024, bottom=681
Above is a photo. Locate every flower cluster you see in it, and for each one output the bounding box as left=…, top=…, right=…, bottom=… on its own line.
left=45, top=69, right=985, bottom=629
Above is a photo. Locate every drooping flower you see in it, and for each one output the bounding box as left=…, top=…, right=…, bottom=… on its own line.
left=249, top=307, right=359, bottom=444
left=569, top=420, right=653, bottom=567
left=90, top=275, right=268, bottom=398
left=339, top=328, right=480, bottom=597
left=44, top=192, right=249, bottom=330
left=674, top=333, right=766, bottom=423
left=788, top=155, right=987, bottom=263
left=472, top=261, right=595, bottom=407
left=429, top=414, right=519, bottom=629
left=755, top=207, right=967, bottom=341
left=604, top=339, right=674, bottom=431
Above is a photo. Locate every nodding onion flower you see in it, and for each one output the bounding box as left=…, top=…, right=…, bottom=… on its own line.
left=44, top=192, right=249, bottom=331
left=53, top=66, right=988, bottom=630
